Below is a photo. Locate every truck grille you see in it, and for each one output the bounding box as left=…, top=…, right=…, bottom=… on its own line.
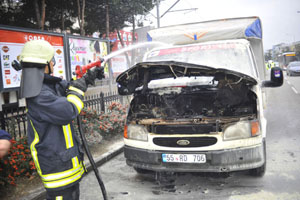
left=153, top=137, right=217, bottom=148
left=150, top=124, right=216, bottom=134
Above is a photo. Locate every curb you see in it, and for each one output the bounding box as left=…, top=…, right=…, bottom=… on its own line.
left=22, top=141, right=124, bottom=200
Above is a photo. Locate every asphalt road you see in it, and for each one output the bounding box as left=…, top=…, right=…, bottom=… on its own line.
left=80, top=72, right=300, bottom=200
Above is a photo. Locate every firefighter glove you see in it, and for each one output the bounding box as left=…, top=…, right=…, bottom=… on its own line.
left=67, top=77, right=87, bottom=99
left=84, top=67, right=105, bottom=86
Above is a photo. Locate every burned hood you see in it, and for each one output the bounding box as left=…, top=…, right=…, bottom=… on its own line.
left=116, top=61, right=257, bottom=95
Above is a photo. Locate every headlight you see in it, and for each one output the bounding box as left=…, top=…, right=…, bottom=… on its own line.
left=124, top=124, right=148, bottom=141
left=223, top=120, right=260, bottom=141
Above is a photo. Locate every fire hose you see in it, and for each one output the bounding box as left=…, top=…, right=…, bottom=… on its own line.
left=75, top=59, right=108, bottom=200
left=77, top=115, right=108, bottom=200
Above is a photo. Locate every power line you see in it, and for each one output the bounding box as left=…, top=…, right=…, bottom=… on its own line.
left=155, top=0, right=197, bottom=28
left=167, top=8, right=198, bottom=13
left=160, top=0, right=181, bottom=18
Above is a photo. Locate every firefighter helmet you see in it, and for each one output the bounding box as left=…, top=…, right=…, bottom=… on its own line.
left=19, top=40, right=54, bottom=64
left=19, top=40, right=55, bottom=99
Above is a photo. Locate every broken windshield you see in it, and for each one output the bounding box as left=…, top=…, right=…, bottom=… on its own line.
left=145, top=40, right=257, bottom=78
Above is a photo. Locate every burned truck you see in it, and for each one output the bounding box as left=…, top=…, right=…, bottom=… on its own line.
left=116, top=17, right=283, bottom=176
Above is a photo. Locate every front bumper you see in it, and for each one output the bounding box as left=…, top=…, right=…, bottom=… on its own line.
left=124, top=143, right=265, bottom=172
left=290, top=71, right=300, bottom=76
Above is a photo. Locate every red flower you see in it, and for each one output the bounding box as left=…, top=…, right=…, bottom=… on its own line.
left=10, top=139, right=16, bottom=144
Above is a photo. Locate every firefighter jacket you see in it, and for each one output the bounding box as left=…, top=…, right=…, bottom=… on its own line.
left=26, top=74, right=85, bottom=191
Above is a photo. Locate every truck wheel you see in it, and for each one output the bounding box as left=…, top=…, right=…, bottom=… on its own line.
left=249, top=139, right=266, bottom=177
left=249, top=162, right=266, bottom=177
left=134, top=167, right=151, bottom=174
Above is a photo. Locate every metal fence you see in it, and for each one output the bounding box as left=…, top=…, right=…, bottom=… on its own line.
left=0, top=92, right=125, bottom=140
left=84, top=91, right=124, bottom=114
left=0, top=105, right=27, bottom=139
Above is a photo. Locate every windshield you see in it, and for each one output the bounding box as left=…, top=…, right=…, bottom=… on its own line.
left=145, top=40, right=257, bottom=78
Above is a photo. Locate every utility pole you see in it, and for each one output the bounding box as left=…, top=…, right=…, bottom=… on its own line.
left=156, top=0, right=160, bottom=28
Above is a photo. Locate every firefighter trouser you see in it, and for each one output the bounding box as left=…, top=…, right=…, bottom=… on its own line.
left=46, top=183, right=80, bottom=200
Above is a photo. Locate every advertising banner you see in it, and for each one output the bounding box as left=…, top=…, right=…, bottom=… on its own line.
left=0, top=28, right=66, bottom=91
left=68, top=37, right=109, bottom=79
left=109, top=30, right=138, bottom=76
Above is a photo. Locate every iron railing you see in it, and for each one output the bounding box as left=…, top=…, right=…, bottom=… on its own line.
left=0, top=92, right=125, bottom=140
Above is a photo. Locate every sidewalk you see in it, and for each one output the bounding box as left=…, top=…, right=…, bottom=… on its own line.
left=21, top=139, right=124, bottom=200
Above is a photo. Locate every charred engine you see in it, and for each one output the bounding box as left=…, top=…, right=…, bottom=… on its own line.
left=127, top=72, right=257, bottom=121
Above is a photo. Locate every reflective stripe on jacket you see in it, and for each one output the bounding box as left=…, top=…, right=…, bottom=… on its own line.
left=26, top=75, right=85, bottom=191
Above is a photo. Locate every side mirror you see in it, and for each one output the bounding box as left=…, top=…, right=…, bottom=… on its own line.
left=262, top=67, right=283, bottom=87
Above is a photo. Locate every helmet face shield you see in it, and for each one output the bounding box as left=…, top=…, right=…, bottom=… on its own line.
left=19, top=66, right=45, bottom=99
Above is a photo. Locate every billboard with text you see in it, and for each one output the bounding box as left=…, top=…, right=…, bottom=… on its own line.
left=0, top=28, right=66, bottom=91
left=68, top=36, right=109, bottom=79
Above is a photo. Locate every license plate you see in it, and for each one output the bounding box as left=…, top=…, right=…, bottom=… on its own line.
left=162, top=154, right=206, bottom=163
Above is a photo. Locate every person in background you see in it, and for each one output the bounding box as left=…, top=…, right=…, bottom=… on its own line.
left=265, top=62, right=270, bottom=70
left=0, top=129, right=11, bottom=158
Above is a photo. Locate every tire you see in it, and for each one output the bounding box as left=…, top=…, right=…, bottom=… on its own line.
left=249, top=161, right=266, bottom=177
left=249, top=140, right=266, bottom=177
left=134, top=167, right=152, bottom=174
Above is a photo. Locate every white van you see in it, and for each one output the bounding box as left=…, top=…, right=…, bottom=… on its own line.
left=116, top=17, right=283, bottom=176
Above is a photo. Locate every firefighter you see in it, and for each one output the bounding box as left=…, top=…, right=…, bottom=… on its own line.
left=19, top=40, right=103, bottom=200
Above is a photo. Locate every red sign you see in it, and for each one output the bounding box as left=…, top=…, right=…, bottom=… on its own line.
left=2, top=46, right=9, bottom=53
left=109, top=30, right=138, bottom=52
left=0, top=29, right=63, bottom=46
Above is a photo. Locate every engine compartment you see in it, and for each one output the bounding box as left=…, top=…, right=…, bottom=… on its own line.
left=127, top=72, right=257, bottom=122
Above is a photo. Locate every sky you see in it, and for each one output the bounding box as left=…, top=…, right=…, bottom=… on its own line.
left=143, top=0, right=300, bottom=50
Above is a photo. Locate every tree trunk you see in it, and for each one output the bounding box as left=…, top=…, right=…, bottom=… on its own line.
left=61, top=0, right=64, bottom=31
left=41, top=0, right=45, bottom=30
left=34, top=0, right=41, bottom=29
left=34, top=0, right=45, bottom=30
left=131, top=14, right=136, bottom=65
left=77, top=0, right=85, bottom=36
left=105, top=0, right=109, bottom=39
left=81, top=0, right=85, bottom=36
